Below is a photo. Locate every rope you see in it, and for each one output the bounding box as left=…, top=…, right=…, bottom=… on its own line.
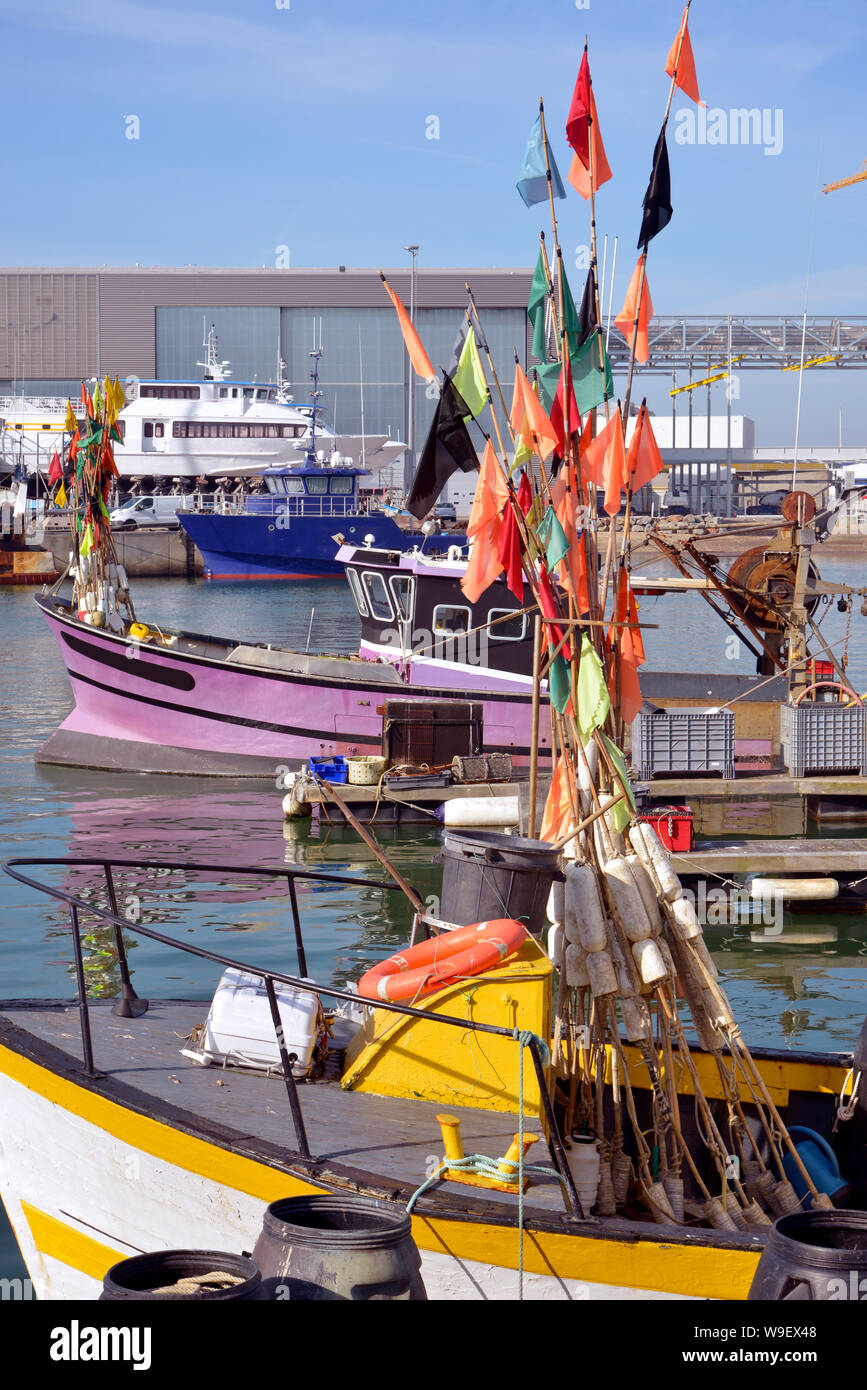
left=404, top=1031, right=554, bottom=1301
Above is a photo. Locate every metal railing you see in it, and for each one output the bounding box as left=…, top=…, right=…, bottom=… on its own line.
left=1, top=855, right=582, bottom=1216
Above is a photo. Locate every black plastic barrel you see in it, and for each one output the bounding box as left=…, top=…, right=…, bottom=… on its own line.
left=439, top=828, right=563, bottom=935
left=100, top=1250, right=264, bottom=1301
left=252, top=1195, right=427, bottom=1300
left=747, top=1210, right=867, bottom=1301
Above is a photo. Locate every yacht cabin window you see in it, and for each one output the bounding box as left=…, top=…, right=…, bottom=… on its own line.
left=361, top=572, right=394, bottom=621
left=346, top=568, right=369, bottom=617
left=143, top=422, right=164, bottom=439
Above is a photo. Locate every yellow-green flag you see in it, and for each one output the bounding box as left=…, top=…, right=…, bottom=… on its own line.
left=453, top=327, right=488, bottom=420
left=80, top=523, right=94, bottom=558
left=601, top=734, right=636, bottom=833
left=576, top=634, right=610, bottom=742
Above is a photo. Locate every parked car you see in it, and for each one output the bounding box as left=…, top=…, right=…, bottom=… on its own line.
left=432, top=502, right=457, bottom=523
left=109, top=496, right=183, bottom=530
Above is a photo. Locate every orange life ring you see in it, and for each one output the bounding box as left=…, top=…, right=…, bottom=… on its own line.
left=357, top=918, right=528, bottom=1003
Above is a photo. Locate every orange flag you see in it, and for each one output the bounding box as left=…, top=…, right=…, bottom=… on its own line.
left=555, top=489, right=590, bottom=613
left=380, top=273, right=435, bottom=382
left=666, top=6, right=703, bottom=107
left=510, top=363, right=559, bottom=462
left=626, top=401, right=665, bottom=492
left=568, top=86, right=613, bottom=200
left=461, top=440, right=509, bottom=603
left=608, top=568, right=645, bottom=725
left=614, top=257, right=654, bottom=364
left=540, top=754, right=576, bottom=845
left=581, top=413, right=626, bottom=517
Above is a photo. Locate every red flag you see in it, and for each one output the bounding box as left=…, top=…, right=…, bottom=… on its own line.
left=582, top=414, right=626, bottom=516
left=550, top=356, right=581, bottom=455
left=68, top=428, right=80, bottom=464
left=497, top=503, right=524, bottom=600
left=538, top=563, right=570, bottom=662
left=615, top=257, right=654, bottom=364
left=80, top=381, right=87, bottom=406
left=380, top=274, right=436, bottom=382
left=566, top=51, right=612, bottom=200
left=607, top=568, right=645, bottom=724
left=48, top=451, right=62, bottom=485
left=626, top=401, right=665, bottom=493
left=516, top=471, right=534, bottom=516
left=666, top=6, right=703, bottom=106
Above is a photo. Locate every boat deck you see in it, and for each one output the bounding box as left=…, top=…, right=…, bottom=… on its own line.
left=0, top=998, right=575, bottom=1221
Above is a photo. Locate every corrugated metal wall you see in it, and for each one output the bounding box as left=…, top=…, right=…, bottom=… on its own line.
left=0, top=272, right=99, bottom=380
left=0, top=267, right=532, bottom=381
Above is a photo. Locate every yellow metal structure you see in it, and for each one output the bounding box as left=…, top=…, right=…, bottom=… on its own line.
left=341, top=936, right=552, bottom=1115
left=823, top=158, right=867, bottom=194
left=434, top=1113, right=540, bottom=1192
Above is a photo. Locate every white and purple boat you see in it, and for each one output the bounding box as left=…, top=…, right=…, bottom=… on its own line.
left=35, top=545, right=547, bottom=778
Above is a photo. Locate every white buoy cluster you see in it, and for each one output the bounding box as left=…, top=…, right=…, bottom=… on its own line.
left=70, top=551, right=133, bottom=633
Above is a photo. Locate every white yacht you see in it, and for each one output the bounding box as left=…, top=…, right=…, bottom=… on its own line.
left=114, top=328, right=407, bottom=481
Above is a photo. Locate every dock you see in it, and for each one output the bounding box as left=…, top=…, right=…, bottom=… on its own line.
left=673, top=838, right=867, bottom=877
left=288, top=775, right=546, bottom=827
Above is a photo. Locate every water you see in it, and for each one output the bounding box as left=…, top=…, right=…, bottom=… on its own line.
left=1, top=559, right=866, bottom=1282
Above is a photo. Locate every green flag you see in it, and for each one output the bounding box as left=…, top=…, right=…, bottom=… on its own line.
left=576, top=634, right=610, bottom=742
left=548, top=652, right=572, bottom=714
left=453, top=327, right=489, bottom=420
left=537, top=505, right=569, bottom=569
left=601, top=735, right=636, bottom=833
left=560, top=265, right=580, bottom=346
left=528, top=249, right=549, bottom=364
left=571, top=330, right=614, bottom=416
left=534, top=361, right=560, bottom=413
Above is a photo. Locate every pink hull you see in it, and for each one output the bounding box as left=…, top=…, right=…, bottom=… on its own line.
left=37, top=599, right=550, bottom=777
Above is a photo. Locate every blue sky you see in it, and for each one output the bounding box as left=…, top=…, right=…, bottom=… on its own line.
left=4, top=0, right=867, bottom=442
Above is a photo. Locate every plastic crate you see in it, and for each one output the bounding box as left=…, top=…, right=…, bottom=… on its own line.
left=634, top=709, right=735, bottom=780
left=307, top=755, right=349, bottom=783
left=780, top=704, right=867, bottom=778
left=640, top=804, right=694, bottom=852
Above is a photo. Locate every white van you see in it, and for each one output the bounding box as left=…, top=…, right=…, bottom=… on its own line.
left=109, top=496, right=183, bottom=530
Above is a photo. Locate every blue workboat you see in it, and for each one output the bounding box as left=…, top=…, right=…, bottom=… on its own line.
left=177, top=459, right=465, bottom=579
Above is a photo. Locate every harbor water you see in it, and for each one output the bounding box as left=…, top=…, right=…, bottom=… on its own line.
left=1, top=560, right=866, bottom=1283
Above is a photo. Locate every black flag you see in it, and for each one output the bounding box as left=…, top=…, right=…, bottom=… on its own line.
left=577, top=266, right=599, bottom=348
left=637, top=125, right=673, bottom=249
left=406, top=374, right=478, bottom=520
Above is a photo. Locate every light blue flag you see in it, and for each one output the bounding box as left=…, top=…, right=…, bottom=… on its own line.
left=517, top=114, right=566, bottom=208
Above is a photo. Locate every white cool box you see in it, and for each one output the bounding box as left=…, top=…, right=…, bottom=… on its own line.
left=199, top=968, right=325, bottom=1077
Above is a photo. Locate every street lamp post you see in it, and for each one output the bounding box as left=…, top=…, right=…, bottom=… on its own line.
left=403, top=244, right=419, bottom=493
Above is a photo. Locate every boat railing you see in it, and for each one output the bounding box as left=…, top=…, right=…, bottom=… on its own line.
left=1, top=855, right=581, bottom=1214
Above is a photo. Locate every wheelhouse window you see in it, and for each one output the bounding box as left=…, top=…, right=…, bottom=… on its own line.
left=140, top=385, right=200, bottom=400
left=433, top=604, right=471, bottom=635
left=346, top=568, right=369, bottom=617
left=284, top=478, right=304, bottom=494
left=488, top=608, right=526, bottom=642
left=329, top=476, right=354, bottom=495
left=305, top=477, right=328, bottom=495
left=173, top=422, right=303, bottom=439
left=389, top=574, right=414, bottom=622
left=362, top=571, right=394, bottom=621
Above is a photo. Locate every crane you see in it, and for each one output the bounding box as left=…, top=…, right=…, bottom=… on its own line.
left=823, top=158, right=867, bottom=194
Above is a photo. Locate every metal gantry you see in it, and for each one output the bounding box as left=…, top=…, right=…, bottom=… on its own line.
left=605, top=315, right=867, bottom=375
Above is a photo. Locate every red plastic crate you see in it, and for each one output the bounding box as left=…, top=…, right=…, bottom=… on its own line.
left=640, top=804, right=694, bottom=852
left=808, top=659, right=835, bottom=681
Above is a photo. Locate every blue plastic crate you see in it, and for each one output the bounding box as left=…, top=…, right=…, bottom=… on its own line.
left=307, top=756, right=349, bottom=783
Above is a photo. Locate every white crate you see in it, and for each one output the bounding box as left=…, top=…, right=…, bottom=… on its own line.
left=201, top=968, right=323, bottom=1076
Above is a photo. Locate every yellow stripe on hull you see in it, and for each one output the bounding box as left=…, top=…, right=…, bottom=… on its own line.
left=0, top=1041, right=762, bottom=1300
